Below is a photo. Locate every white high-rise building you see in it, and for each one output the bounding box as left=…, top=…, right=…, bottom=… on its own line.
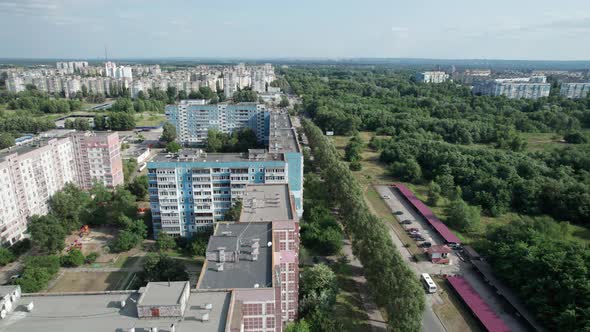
left=416, top=71, right=449, bottom=83
left=473, top=77, right=551, bottom=99
left=560, top=83, right=590, bottom=99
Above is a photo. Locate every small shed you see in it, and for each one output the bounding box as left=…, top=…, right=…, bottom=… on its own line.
left=426, top=245, right=452, bottom=264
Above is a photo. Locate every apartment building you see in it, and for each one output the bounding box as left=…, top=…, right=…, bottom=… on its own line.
left=416, top=71, right=449, bottom=83
left=0, top=132, right=123, bottom=245
left=166, top=101, right=269, bottom=145
left=472, top=76, right=551, bottom=99
left=148, top=108, right=303, bottom=237
left=560, top=82, right=590, bottom=99
left=0, top=137, right=76, bottom=245
left=70, top=132, right=124, bottom=189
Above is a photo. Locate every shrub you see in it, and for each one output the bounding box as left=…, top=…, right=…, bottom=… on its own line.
left=61, top=249, right=85, bottom=267
left=85, top=252, right=99, bottom=264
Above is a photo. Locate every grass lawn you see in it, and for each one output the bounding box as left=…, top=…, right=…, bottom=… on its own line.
left=47, top=271, right=130, bottom=292
left=521, top=132, right=566, bottom=152
left=135, top=113, right=165, bottom=127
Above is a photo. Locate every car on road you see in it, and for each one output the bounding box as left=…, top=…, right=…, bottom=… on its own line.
left=382, top=195, right=391, bottom=199
left=401, top=219, right=412, bottom=225
left=419, top=242, right=432, bottom=248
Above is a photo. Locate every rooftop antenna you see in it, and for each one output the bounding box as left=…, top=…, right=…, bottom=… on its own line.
left=104, top=45, right=108, bottom=62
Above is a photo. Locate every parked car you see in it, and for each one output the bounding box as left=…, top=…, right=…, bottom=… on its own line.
left=419, top=242, right=432, bottom=248
left=449, top=243, right=462, bottom=250
left=409, top=233, right=422, bottom=238
left=394, top=211, right=403, bottom=215
left=406, top=228, right=419, bottom=233
left=383, top=195, right=391, bottom=199
left=401, top=220, right=412, bottom=225
left=414, top=236, right=426, bottom=241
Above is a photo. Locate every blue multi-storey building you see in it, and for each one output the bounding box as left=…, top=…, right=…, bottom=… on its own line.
left=166, top=101, right=269, bottom=145
left=149, top=102, right=303, bottom=238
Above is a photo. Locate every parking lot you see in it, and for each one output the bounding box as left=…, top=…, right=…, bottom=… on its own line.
left=376, top=185, right=461, bottom=276
left=375, top=185, right=529, bottom=332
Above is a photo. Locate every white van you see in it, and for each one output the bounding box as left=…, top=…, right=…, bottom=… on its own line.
left=421, top=273, right=437, bottom=293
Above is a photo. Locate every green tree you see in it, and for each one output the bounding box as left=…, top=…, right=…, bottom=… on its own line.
left=61, top=249, right=85, bottom=267
left=389, top=159, right=422, bottom=182
left=111, top=186, right=137, bottom=220
left=284, top=320, right=311, bottom=332
left=93, top=114, right=107, bottom=130
left=16, top=255, right=60, bottom=292
left=161, top=122, right=177, bottom=143
left=126, top=175, right=148, bottom=200
left=108, top=112, right=136, bottom=130
left=349, top=160, right=362, bottom=171
left=564, top=132, right=588, bottom=144
left=122, top=158, right=138, bottom=183
left=156, top=232, right=177, bottom=251
left=0, top=248, right=15, bottom=266
left=300, top=264, right=338, bottom=316
left=279, top=96, right=290, bottom=108
left=233, top=89, right=258, bottom=102
left=166, top=141, right=181, bottom=153
left=110, top=230, right=141, bottom=252
left=49, top=183, right=91, bottom=231
left=224, top=201, right=242, bottom=221
left=427, top=181, right=442, bottom=206
left=445, top=198, right=481, bottom=232
left=28, top=215, right=67, bottom=254
left=344, top=134, right=363, bottom=162
left=207, top=129, right=224, bottom=152
left=142, top=253, right=188, bottom=282
left=0, top=132, right=15, bottom=149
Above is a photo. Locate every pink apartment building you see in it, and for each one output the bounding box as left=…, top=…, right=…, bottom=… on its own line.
left=0, top=132, right=123, bottom=245
left=197, top=184, right=300, bottom=332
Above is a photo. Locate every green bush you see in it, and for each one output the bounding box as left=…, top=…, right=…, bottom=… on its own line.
left=85, top=252, right=99, bottom=264
left=0, top=248, right=15, bottom=266
left=61, top=249, right=85, bottom=267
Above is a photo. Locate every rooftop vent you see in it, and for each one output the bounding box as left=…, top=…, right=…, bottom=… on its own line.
left=267, top=241, right=272, bottom=248
left=216, top=263, right=224, bottom=272
left=120, top=300, right=126, bottom=308
left=254, top=283, right=260, bottom=288
left=200, top=313, right=210, bottom=322
left=201, top=303, right=213, bottom=310
left=26, top=302, right=34, bottom=312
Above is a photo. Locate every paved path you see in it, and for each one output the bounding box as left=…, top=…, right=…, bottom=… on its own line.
left=341, top=238, right=388, bottom=332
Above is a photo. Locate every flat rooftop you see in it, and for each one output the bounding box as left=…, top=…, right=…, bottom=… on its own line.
left=268, top=111, right=300, bottom=153
left=198, top=222, right=273, bottom=290
left=151, top=150, right=284, bottom=163
left=137, top=281, right=189, bottom=306
left=240, top=184, right=295, bottom=222
left=0, top=290, right=231, bottom=332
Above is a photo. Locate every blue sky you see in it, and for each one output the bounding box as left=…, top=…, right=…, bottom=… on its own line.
left=0, top=0, right=589, bottom=60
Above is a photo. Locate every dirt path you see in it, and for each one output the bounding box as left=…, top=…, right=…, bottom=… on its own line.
left=340, top=238, right=388, bottom=332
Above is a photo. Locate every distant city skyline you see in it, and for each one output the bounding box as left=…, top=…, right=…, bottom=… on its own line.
left=1, top=0, right=590, bottom=60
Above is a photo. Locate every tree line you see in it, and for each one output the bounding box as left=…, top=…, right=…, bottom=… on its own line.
left=303, top=118, right=424, bottom=332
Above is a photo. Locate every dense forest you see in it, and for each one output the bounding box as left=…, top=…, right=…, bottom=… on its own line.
left=285, top=66, right=590, bottom=330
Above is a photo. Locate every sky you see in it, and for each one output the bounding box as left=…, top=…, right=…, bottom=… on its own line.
left=0, top=0, right=589, bottom=60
